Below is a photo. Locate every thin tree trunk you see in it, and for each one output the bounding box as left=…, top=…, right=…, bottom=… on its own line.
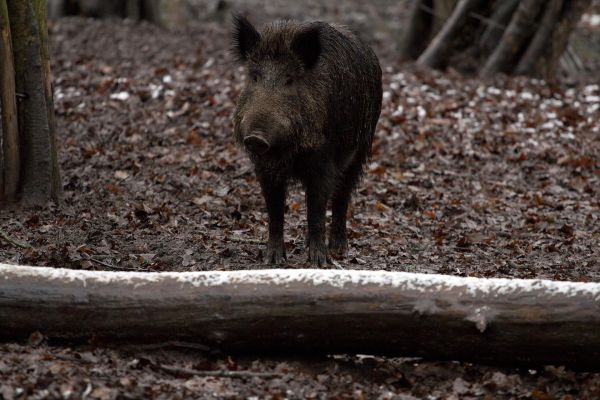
left=543, top=0, right=592, bottom=79
left=431, top=0, right=458, bottom=34
left=34, top=0, right=61, bottom=202
left=0, top=0, right=19, bottom=202
left=6, top=0, right=60, bottom=206
left=47, top=0, right=63, bottom=20
left=404, top=0, right=590, bottom=79
left=2, top=265, right=600, bottom=369
left=49, top=0, right=161, bottom=23
left=416, top=0, right=483, bottom=69
left=399, top=0, right=434, bottom=61
left=479, top=0, right=544, bottom=79
left=478, top=0, right=519, bottom=58
left=515, top=0, right=564, bottom=76
left=140, top=0, right=160, bottom=24
left=125, top=0, right=140, bottom=20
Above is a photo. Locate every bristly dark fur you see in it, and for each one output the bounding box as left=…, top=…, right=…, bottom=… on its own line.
left=232, top=17, right=382, bottom=267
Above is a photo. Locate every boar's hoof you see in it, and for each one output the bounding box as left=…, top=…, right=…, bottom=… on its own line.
left=328, top=237, right=348, bottom=259
left=244, top=133, right=270, bottom=155
left=308, top=241, right=329, bottom=267
left=265, top=242, right=286, bottom=265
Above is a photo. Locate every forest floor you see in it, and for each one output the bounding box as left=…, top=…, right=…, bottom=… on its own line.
left=1, top=2, right=600, bottom=398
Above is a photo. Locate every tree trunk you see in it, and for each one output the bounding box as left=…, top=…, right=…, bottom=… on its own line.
left=35, top=0, right=62, bottom=202
left=49, top=0, right=161, bottom=24
left=514, top=0, right=563, bottom=76
left=401, top=0, right=592, bottom=80
left=2, top=264, right=600, bottom=369
left=0, top=0, right=19, bottom=203
left=537, top=0, right=592, bottom=79
left=139, top=0, right=160, bottom=24
left=399, top=0, right=433, bottom=61
left=417, top=0, right=484, bottom=69
left=6, top=0, right=61, bottom=206
left=478, top=0, right=519, bottom=59
left=479, top=0, right=545, bottom=79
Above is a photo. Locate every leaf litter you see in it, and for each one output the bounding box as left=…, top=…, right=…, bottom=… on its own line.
left=1, top=1, right=600, bottom=397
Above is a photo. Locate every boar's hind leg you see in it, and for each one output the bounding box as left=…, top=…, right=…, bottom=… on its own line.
left=305, top=171, right=335, bottom=267
left=329, top=161, right=362, bottom=257
left=258, top=175, right=287, bottom=265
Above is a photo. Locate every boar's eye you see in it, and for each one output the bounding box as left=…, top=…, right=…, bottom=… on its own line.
left=284, top=76, right=294, bottom=86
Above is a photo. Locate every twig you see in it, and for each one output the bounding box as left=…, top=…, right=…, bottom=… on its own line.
left=89, top=257, right=141, bottom=271
left=0, top=228, right=32, bottom=249
left=159, top=364, right=282, bottom=379
left=124, top=341, right=212, bottom=352
left=89, top=257, right=115, bottom=268
left=232, top=167, right=252, bottom=179
left=227, top=237, right=266, bottom=245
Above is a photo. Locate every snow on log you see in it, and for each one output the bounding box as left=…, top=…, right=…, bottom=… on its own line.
left=1, top=263, right=600, bottom=368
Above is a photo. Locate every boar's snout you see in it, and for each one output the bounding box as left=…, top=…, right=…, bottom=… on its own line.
left=243, top=132, right=271, bottom=155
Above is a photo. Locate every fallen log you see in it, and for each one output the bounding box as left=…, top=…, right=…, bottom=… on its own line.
left=1, top=263, right=600, bottom=369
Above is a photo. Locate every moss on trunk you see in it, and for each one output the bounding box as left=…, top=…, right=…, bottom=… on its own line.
left=0, top=0, right=20, bottom=202
left=6, top=0, right=61, bottom=206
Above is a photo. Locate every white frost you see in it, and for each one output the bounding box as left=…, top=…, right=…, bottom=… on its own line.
left=1, top=263, right=600, bottom=300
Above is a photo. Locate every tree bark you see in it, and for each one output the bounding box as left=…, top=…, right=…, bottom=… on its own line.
left=0, top=0, right=19, bottom=202
left=416, top=0, right=483, bottom=69
left=541, top=0, right=592, bottom=79
left=514, top=0, right=563, bottom=76
left=399, top=0, right=434, bottom=61
left=2, top=264, right=600, bottom=369
left=402, top=0, right=591, bottom=80
left=125, top=0, right=141, bottom=21
left=140, top=0, right=161, bottom=25
left=49, top=0, right=161, bottom=23
left=431, top=0, right=458, bottom=34
left=478, top=0, right=519, bottom=58
left=35, top=0, right=62, bottom=202
left=479, top=0, right=545, bottom=79
left=6, top=0, right=61, bottom=206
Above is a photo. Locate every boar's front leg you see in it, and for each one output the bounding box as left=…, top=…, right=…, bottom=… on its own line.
left=258, top=174, right=287, bottom=265
left=305, top=171, right=334, bottom=267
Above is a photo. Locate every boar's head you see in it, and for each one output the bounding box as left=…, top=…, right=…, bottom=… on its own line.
left=232, top=15, right=327, bottom=160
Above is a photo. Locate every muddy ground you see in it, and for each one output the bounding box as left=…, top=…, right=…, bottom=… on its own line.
left=1, top=1, right=600, bottom=398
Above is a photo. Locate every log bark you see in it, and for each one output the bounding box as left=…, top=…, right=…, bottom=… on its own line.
left=1, top=264, right=600, bottom=369
left=416, top=0, right=483, bottom=69
left=0, top=0, right=19, bottom=202
left=6, top=0, right=61, bottom=206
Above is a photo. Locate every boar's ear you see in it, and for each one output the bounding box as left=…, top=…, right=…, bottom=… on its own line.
left=232, top=14, right=260, bottom=61
left=291, top=25, right=321, bottom=69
